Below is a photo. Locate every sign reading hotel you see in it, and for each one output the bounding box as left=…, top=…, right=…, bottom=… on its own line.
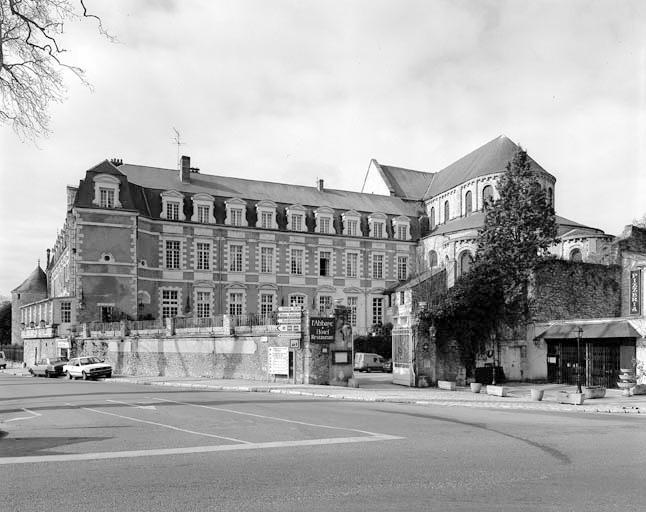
left=630, top=269, right=642, bottom=315
left=309, top=317, right=335, bottom=344
left=268, top=346, right=289, bottom=375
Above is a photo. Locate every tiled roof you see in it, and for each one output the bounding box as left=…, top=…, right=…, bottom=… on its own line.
left=372, top=160, right=434, bottom=201
left=12, top=265, right=47, bottom=293
left=118, top=164, right=422, bottom=217
left=427, top=212, right=603, bottom=238
left=423, top=135, right=553, bottom=199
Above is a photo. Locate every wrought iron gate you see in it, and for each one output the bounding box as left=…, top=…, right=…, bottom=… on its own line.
left=547, top=340, right=623, bottom=388
left=392, top=326, right=414, bottom=386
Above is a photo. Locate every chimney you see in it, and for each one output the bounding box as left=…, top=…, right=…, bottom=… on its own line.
left=180, top=155, right=191, bottom=183
left=317, top=178, right=324, bottom=192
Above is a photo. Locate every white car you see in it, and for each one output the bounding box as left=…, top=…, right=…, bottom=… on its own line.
left=64, top=356, right=112, bottom=380
left=0, top=351, right=6, bottom=369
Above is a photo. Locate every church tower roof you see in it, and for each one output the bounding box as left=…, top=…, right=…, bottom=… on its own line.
left=12, top=263, right=47, bottom=294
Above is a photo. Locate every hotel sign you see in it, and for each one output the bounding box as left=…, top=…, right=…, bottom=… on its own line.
left=630, top=270, right=642, bottom=315
left=309, top=317, right=335, bottom=344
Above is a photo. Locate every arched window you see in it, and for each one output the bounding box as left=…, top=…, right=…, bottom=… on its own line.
left=459, top=251, right=473, bottom=276
left=429, top=207, right=435, bottom=230
left=464, top=191, right=473, bottom=215
left=428, top=250, right=438, bottom=268
left=548, top=187, right=553, bottom=206
left=482, top=185, right=493, bottom=206
left=444, top=200, right=450, bottom=223
left=570, top=249, right=582, bottom=262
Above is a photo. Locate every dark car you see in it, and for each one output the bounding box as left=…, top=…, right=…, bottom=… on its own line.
left=383, top=358, right=393, bottom=373
left=29, top=357, right=68, bottom=378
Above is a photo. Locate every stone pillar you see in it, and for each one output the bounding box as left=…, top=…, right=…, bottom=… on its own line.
left=165, top=316, right=176, bottom=336
left=329, top=306, right=353, bottom=386
left=222, top=314, right=233, bottom=335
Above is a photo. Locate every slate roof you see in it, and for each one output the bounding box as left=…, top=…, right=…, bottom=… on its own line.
left=428, top=212, right=601, bottom=238
left=117, top=164, right=422, bottom=217
left=372, top=160, right=434, bottom=201
left=422, top=135, right=553, bottom=200
left=12, top=265, right=47, bottom=294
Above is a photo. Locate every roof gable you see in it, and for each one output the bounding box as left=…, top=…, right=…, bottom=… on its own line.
left=372, top=159, right=435, bottom=200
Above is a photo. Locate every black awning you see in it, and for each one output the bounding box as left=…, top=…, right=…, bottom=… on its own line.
left=536, top=320, right=641, bottom=340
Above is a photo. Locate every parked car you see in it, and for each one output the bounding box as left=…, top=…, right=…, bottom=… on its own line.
left=354, top=352, right=386, bottom=372
left=29, top=357, right=68, bottom=377
left=0, top=351, right=6, bottom=369
left=64, top=356, right=112, bottom=380
left=383, top=358, right=393, bottom=373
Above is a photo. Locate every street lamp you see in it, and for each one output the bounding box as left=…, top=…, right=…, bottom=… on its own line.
left=576, top=326, right=583, bottom=393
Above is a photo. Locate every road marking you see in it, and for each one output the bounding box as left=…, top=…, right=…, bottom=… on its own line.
left=0, top=434, right=402, bottom=465
left=151, top=397, right=388, bottom=437
left=81, top=406, right=250, bottom=444
left=4, top=408, right=42, bottom=423
left=106, top=399, right=157, bottom=410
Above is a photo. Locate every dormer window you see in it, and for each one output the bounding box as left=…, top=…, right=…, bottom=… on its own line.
left=191, top=193, right=216, bottom=224
left=92, top=174, right=122, bottom=209
left=368, top=213, right=387, bottom=239
left=160, top=190, right=186, bottom=221
left=256, top=200, right=277, bottom=229
left=342, top=210, right=361, bottom=237
left=392, top=216, right=411, bottom=241
left=225, top=198, right=248, bottom=227
left=315, top=207, right=335, bottom=234
left=286, top=204, right=307, bottom=232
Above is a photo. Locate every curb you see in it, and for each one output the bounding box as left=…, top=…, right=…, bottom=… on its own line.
left=106, top=377, right=645, bottom=415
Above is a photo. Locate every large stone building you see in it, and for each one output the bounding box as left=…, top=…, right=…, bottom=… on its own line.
left=16, top=135, right=643, bottom=387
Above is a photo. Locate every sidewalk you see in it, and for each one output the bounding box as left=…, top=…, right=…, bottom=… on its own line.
left=4, top=366, right=646, bottom=415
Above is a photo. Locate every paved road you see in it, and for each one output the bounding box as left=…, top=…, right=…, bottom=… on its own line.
left=1, top=374, right=645, bottom=511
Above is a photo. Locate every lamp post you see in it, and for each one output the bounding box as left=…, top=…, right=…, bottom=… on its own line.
left=576, top=326, right=583, bottom=394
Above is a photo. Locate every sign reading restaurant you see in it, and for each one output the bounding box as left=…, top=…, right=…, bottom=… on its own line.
left=309, top=317, right=335, bottom=344
left=630, top=269, right=642, bottom=315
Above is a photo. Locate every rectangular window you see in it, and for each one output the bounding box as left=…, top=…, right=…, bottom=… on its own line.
left=372, top=297, right=383, bottom=326
left=372, top=254, right=384, bottom=279
left=230, top=208, right=243, bottom=226
left=290, top=247, right=304, bottom=275
left=197, top=205, right=210, bottom=224
left=260, top=211, right=273, bottom=229
left=347, top=219, right=358, bottom=237
left=260, top=293, right=274, bottom=316
left=290, top=295, right=305, bottom=307
left=319, top=217, right=331, bottom=234
left=397, top=256, right=408, bottom=281
left=260, top=246, right=274, bottom=273
left=372, top=222, right=384, bottom=238
left=196, top=291, right=211, bottom=318
left=347, top=297, right=357, bottom=326
left=319, top=250, right=331, bottom=276
left=291, top=214, right=303, bottom=232
left=101, top=305, right=114, bottom=322
left=196, top=242, right=211, bottom=270
left=397, top=224, right=408, bottom=240
left=99, top=188, right=114, bottom=208
left=229, top=244, right=243, bottom=272
left=318, top=295, right=333, bottom=314
left=60, top=302, right=71, bottom=323
left=162, top=290, right=179, bottom=318
left=167, top=202, right=180, bottom=221
left=346, top=252, right=358, bottom=278
left=228, top=292, right=243, bottom=315
left=165, top=240, right=181, bottom=269
left=399, top=291, right=405, bottom=305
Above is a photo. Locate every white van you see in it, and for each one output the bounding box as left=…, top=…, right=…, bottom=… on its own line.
left=354, top=352, right=385, bottom=372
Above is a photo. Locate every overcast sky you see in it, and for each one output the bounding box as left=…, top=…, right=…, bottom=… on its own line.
left=1, top=0, right=645, bottom=297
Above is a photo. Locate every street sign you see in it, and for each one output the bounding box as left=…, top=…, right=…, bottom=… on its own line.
left=278, top=317, right=302, bottom=324
left=290, top=339, right=300, bottom=349
left=278, top=306, right=302, bottom=312
left=309, top=317, right=335, bottom=344
left=278, top=324, right=301, bottom=333
left=268, top=346, right=289, bottom=375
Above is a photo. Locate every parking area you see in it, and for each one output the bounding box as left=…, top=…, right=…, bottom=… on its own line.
left=0, top=375, right=400, bottom=465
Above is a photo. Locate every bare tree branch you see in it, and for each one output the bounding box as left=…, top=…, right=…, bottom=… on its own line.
left=0, top=0, right=112, bottom=140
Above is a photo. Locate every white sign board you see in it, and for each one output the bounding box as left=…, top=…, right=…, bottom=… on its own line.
left=268, top=346, right=289, bottom=375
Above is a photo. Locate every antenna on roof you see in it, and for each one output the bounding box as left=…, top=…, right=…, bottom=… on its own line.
left=172, top=127, right=186, bottom=170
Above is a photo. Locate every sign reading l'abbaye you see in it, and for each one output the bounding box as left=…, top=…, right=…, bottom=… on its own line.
left=309, top=317, right=335, bottom=343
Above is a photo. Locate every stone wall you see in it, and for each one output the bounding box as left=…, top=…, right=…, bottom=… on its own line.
left=530, top=259, right=621, bottom=322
